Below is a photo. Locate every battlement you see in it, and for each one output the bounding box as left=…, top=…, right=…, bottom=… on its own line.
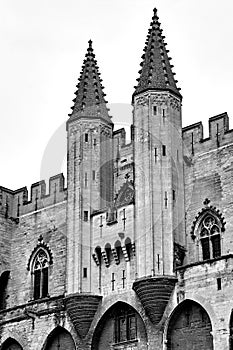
left=182, top=112, right=233, bottom=157
left=0, top=173, right=67, bottom=219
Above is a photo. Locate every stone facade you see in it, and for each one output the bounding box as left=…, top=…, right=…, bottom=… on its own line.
left=0, top=6, right=233, bottom=350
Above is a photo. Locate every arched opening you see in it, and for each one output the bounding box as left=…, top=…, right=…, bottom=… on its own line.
left=92, top=302, right=148, bottom=350
left=43, top=326, right=75, bottom=350
left=105, top=243, right=112, bottom=265
left=125, top=237, right=132, bottom=261
left=229, top=310, right=233, bottom=349
left=95, top=246, right=102, bottom=264
left=32, top=249, right=50, bottom=299
left=0, top=338, right=23, bottom=350
left=167, top=300, right=213, bottom=350
left=0, top=271, right=10, bottom=310
left=114, top=240, right=123, bottom=261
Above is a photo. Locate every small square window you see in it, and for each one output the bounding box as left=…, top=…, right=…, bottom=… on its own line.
left=84, top=211, right=88, bottom=221
left=85, top=133, right=88, bottom=142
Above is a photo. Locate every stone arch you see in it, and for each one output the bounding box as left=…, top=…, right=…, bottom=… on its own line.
left=114, top=240, right=123, bottom=261
left=0, top=338, right=23, bottom=350
left=42, top=326, right=76, bottom=350
left=166, top=299, right=213, bottom=350
left=104, top=243, right=112, bottom=264
left=124, top=237, right=132, bottom=260
left=91, top=301, right=148, bottom=350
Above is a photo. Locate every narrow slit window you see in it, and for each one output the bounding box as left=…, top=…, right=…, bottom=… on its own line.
left=173, top=190, right=176, bottom=201
left=153, top=106, right=157, bottom=115
left=162, top=109, right=166, bottom=117
left=84, top=172, right=88, bottom=188
left=83, top=268, right=87, bottom=278
left=154, top=148, right=157, bottom=162
left=93, top=170, right=96, bottom=181
left=93, top=138, right=97, bottom=146
left=85, top=133, right=88, bottom=142
left=162, top=145, right=166, bottom=156
left=84, top=211, right=88, bottom=222
left=217, top=278, right=221, bottom=290
left=164, top=191, right=168, bottom=209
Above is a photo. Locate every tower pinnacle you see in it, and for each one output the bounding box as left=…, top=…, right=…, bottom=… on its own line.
left=133, top=8, right=181, bottom=100
left=69, top=40, right=112, bottom=124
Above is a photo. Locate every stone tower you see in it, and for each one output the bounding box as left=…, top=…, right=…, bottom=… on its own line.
left=66, top=40, right=113, bottom=295
left=132, top=8, right=185, bottom=294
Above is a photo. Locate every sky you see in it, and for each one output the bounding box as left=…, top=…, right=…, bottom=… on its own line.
left=1, top=0, right=233, bottom=191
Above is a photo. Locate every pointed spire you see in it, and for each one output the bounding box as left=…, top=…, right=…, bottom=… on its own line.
left=69, top=40, right=112, bottom=124
left=133, top=8, right=182, bottom=100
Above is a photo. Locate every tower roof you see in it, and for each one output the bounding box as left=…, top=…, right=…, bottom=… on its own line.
left=69, top=40, right=112, bottom=124
left=133, top=8, right=182, bottom=100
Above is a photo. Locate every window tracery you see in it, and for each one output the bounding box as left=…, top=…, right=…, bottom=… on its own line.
left=27, top=235, right=53, bottom=300
left=191, top=199, right=225, bottom=261
left=199, top=214, right=221, bottom=260
left=33, top=249, right=50, bottom=300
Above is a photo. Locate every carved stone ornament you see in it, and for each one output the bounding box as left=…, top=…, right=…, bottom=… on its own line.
left=190, top=199, right=226, bottom=240
left=150, top=93, right=169, bottom=106
left=115, top=180, right=134, bottom=208
left=168, top=95, right=181, bottom=111
left=135, top=95, right=149, bottom=107
left=100, top=125, right=111, bottom=136
left=27, top=235, right=53, bottom=271
left=69, top=125, right=79, bottom=136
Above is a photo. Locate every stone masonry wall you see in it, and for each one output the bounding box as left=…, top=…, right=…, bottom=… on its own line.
left=183, top=116, right=233, bottom=264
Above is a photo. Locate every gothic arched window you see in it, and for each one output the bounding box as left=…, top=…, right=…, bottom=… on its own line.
left=27, top=235, right=53, bottom=301
left=199, top=214, right=221, bottom=260
left=191, top=200, right=225, bottom=261
left=32, top=249, right=49, bottom=300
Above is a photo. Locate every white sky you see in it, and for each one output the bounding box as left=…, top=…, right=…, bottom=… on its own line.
left=1, top=0, right=233, bottom=191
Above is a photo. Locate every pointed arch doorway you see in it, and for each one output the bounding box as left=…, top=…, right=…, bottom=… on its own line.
left=167, top=300, right=213, bottom=350
left=43, top=327, right=76, bottom=350
left=0, top=338, right=23, bottom=350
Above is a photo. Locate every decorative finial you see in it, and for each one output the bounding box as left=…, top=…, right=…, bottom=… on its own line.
left=203, top=198, right=210, bottom=207
left=125, top=173, right=130, bottom=181
left=88, top=39, right=93, bottom=49
left=38, top=234, right=43, bottom=243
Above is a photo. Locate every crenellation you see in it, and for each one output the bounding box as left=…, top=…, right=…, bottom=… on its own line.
left=0, top=174, right=67, bottom=218
left=182, top=121, right=203, bottom=157
left=209, top=112, right=229, bottom=138
left=183, top=113, right=233, bottom=157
